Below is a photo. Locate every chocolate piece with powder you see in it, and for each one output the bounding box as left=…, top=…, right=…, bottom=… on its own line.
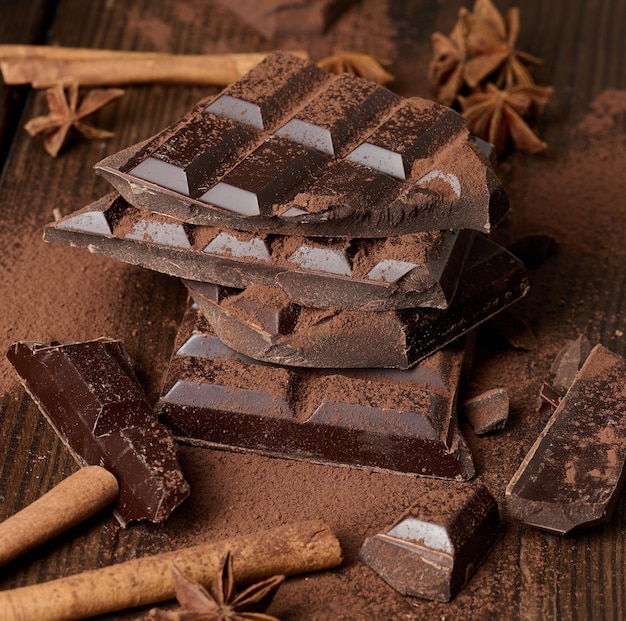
left=359, top=483, right=502, bottom=602
left=183, top=235, right=530, bottom=368
left=155, top=305, right=475, bottom=480
left=506, top=344, right=626, bottom=534
left=43, top=193, right=474, bottom=311
left=94, top=51, right=509, bottom=237
left=7, top=338, right=189, bottom=527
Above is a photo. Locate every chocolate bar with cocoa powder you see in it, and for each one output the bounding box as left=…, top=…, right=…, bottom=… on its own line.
left=94, top=52, right=509, bottom=237
left=184, top=235, right=530, bottom=368
left=359, top=483, right=502, bottom=602
left=156, top=305, right=475, bottom=479
left=506, top=344, right=626, bottom=534
left=43, top=193, right=474, bottom=311
left=7, top=339, right=189, bottom=527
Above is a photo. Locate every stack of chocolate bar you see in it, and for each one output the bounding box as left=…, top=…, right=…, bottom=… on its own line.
left=44, top=52, right=528, bottom=479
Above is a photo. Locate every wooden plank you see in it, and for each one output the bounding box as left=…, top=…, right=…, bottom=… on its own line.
left=0, top=0, right=56, bottom=169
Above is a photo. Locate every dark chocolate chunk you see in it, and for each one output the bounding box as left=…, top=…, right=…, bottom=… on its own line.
left=204, top=51, right=330, bottom=132
left=44, top=193, right=474, bottom=311
left=156, top=307, right=475, bottom=479
left=94, top=52, right=509, bottom=237
left=550, top=334, right=592, bottom=394
left=7, top=339, right=189, bottom=527
left=462, top=388, right=509, bottom=435
left=197, top=137, right=328, bottom=216
left=274, top=74, right=399, bottom=157
left=130, top=113, right=259, bottom=198
left=506, top=344, right=626, bottom=534
left=184, top=235, right=529, bottom=368
left=345, top=98, right=464, bottom=180
left=359, top=483, right=502, bottom=602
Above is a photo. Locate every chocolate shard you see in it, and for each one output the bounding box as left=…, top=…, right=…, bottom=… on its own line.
left=44, top=193, right=474, bottom=311
left=462, top=388, right=509, bottom=435
left=183, top=235, right=529, bottom=369
left=155, top=306, right=475, bottom=479
left=213, top=0, right=357, bottom=38
left=506, top=344, right=626, bottom=534
left=7, top=339, right=190, bottom=527
left=94, top=52, right=509, bottom=237
left=550, top=334, right=592, bottom=394
left=359, top=483, right=502, bottom=602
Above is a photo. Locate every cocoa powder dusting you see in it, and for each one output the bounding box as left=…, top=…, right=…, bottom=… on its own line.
left=0, top=0, right=625, bottom=611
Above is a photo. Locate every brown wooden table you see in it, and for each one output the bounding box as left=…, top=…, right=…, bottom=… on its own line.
left=1, top=1, right=625, bottom=619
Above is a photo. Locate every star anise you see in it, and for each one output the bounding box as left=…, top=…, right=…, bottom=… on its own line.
left=463, top=0, right=540, bottom=89
left=147, top=552, right=285, bottom=621
left=429, top=9, right=470, bottom=106
left=458, top=82, right=554, bottom=154
left=24, top=80, right=124, bottom=157
left=317, top=47, right=394, bottom=85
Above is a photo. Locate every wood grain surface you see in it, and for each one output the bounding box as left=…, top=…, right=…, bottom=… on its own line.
left=1, top=1, right=625, bottom=619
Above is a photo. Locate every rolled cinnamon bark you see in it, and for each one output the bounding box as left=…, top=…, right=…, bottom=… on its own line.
left=0, top=46, right=308, bottom=87
left=0, top=520, right=342, bottom=621
left=0, top=466, right=119, bottom=568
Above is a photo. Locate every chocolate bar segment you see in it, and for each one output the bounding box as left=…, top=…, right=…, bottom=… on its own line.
left=156, top=307, right=474, bottom=479
left=506, top=344, right=626, bottom=534
left=184, top=235, right=529, bottom=368
left=95, top=52, right=509, bottom=236
left=197, top=137, right=328, bottom=216
left=44, top=193, right=474, bottom=311
left=274, top=74, right=399, bottom=157
left=359, top=483, right=502, bottom=602
left=130, top=113, right=259, bottom=198
left=7, top=339, right=189, bottom=527
left=204, top=51, right=330, bottom=132
left=346, top=99, right=464, bottom=180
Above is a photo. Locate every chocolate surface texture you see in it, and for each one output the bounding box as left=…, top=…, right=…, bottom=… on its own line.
left=183, top=235, right=529, bottom=368
left=43, top=193, right=473, bottom=311
left=156, top=305, right=475, bottom=480
left=506, top=344, right=626, bottom=534
left=359, top=483, right=502, bottom=602
left=7, top=339, right=190, bottom=527
left=94, top=52, right=509, bottom=237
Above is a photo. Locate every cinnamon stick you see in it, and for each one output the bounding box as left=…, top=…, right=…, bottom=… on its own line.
left=0, top=520, right=342, bottom=621
left=0, top=46, right=308, bottom=88
left=0, top=466, right=119, bottom=568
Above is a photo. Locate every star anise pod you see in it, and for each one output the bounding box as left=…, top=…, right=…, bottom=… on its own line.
left=24, top=80, right=124, bottom=157
left=463, top=0, right=540, bottom=89
left=458, top=82, right=554, bottom=154
left=429, top=9, right=470, bottom=106
left=317, top=48, right=394, bottom=85
left=147, top=552, right=285, bottom=621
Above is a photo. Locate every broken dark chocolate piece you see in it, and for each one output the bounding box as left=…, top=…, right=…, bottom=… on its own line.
left=214, top=0, right=357, bottom=38
left=537, top=335, right=593, bottom=416
left=462, top=388, right=509, bottom=435
left=359, top=483, right=502, bottom=602
left=550, top=334, right=592, bottom=394
left=94, top=52, right=509, bottom=237
left=7, top=339, right=189, bottom=527
left=44, top=193, right=474, bottom=311
left=155, top=306, right=475, bottom=479
left=184, top=235, right=529, bottom=368
left=506, top=344, right=626, bottom=534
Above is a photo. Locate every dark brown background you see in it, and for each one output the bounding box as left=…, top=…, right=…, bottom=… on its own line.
left=1, top=0, right=626, bottom=619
